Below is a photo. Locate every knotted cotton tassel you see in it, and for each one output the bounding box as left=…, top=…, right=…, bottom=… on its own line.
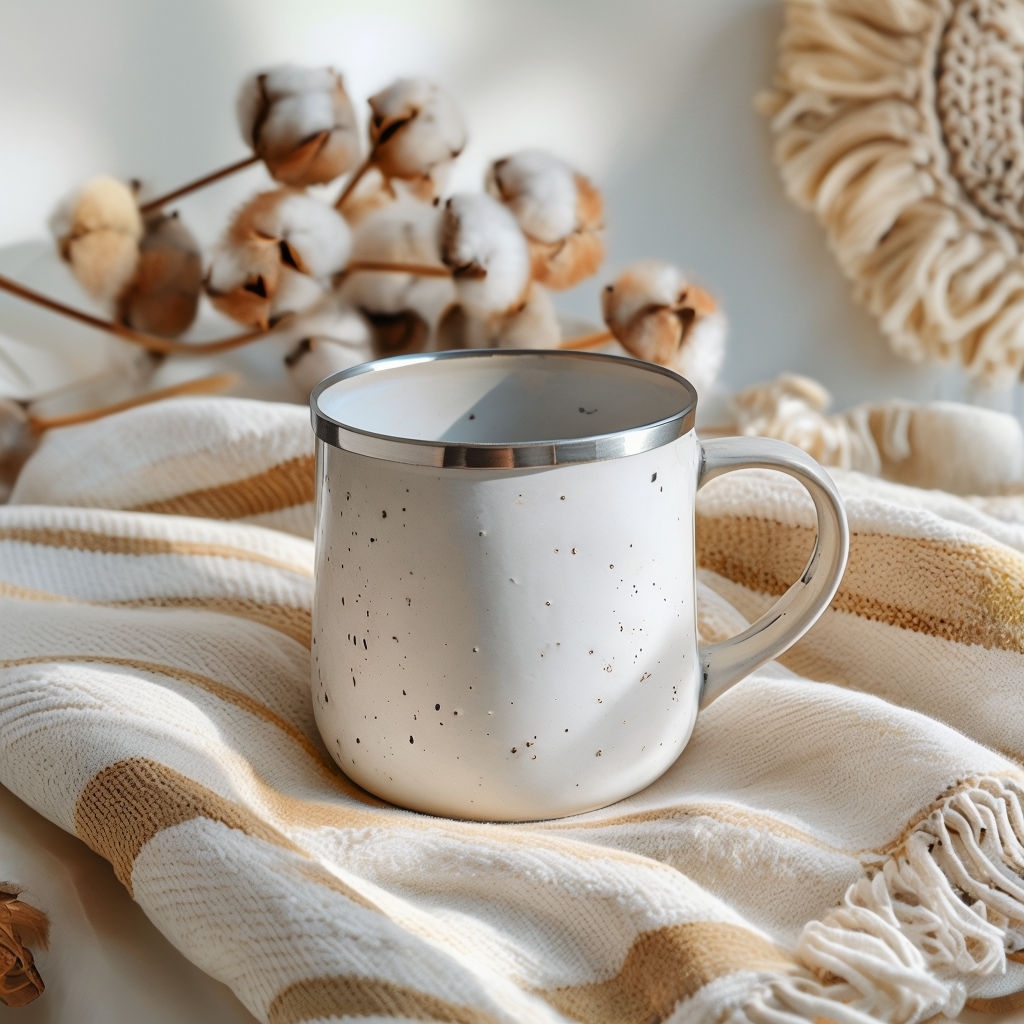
left=337, top=197, right=454, bottom=357
left=732, top=374, right=1024, bottom=494
left=206, top=189, right=351, bottom=329
left=51, top=175, right=143, bottom=304
left=282, top=297, right=373, bottom=395
left=600, top=260, right=726, bottom=394
left=486, top=149, right=605, bottom=290
left=117, top=211, right=202, bottom=337
left=0, top=886, right=49, bottom=1008
left=367, top=78, right=466, bottom=191
left=237, top=65, right=361, bottom=186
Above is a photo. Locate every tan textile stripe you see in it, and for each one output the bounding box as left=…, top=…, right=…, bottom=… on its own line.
left=0, top=583, right=311, bottom=646
left=74, top=758, right=377, bottom=915
left=0, top=654, right=373, bottom=797
left=0, top=526, right=312, bottom=577
left=268, top=976, right=501, bottom=1024
left=129, top=454, right=315, bottom=520
left=696, top=514, right=1024, bottom=652
left=536, top=921, right=793, bottom=1024
left=536, top=802, right=849, bottom=855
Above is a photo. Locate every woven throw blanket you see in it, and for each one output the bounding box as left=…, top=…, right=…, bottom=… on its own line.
left=4, top=394, right=1024, bottom=1023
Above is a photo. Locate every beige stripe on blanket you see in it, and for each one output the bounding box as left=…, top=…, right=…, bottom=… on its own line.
left=4, top=395, right=1024, bottom=1022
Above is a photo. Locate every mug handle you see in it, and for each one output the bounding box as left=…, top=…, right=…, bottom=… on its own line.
left=697, top=436, right=850, bottom=706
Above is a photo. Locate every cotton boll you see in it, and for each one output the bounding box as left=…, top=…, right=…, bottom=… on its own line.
left=117, top=212, right=202, bottom=337
left=437, top=283, right=560, bottom=350
left=601, top=260, right=726, bottom=393
left=438, top=193, right=531, bottom=315
left=51, top=175, right=143, bottom=303
left=205, top=239, right=281, bottom=330
left=282, top=299, right=373, bottom=395
left=486, top=149, right=605, bottom=289
left=338, top=197, right=455, bottom=353
left=205, top=189, right=350, bottom=328
left=368, top=78, right=466, bottom=186
left=238, top=65, right=361, bottom=186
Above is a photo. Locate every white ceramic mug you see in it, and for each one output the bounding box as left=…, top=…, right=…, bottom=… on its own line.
left=310, top=350, right=849, bottom=821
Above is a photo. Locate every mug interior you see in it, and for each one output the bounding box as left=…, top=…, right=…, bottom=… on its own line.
left=313, top=350, right=696, bottom=447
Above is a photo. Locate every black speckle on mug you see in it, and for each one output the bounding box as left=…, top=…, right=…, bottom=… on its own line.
left=651, top=472, right=658, bottom=483
left=435, top=703, right=441, bottom=711
left=355, top=737, right=360, bottom=744
left=511, top=747, right=518, bottom=754
left=381, top=510, right=387, bottom=518
left=595, top=749, right=603, bottom=757
left=409, top=735, right=415, bottom=744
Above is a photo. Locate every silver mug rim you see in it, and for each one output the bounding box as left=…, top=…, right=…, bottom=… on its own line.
left=309, top=348, right=699, bottom=469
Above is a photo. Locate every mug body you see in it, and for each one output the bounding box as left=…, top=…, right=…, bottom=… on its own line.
left=311, top=350, right=701, bottom=821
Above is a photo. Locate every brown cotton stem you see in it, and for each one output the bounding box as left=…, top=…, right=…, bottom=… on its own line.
left=342, top=259, right=452, bottom=279
left=334, top=152, right=376, bottom=211
left=560, top=328, right=615, bottom=351
left=0, top=273, right=288, bottom=356
left=138, top=154, right=261, bottom=213
left=27, top=372, right=238, bottom=432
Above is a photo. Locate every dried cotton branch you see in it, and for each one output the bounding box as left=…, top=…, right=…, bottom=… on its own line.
left=486, top=149, right=605, bottom=290
left=601, top=259, right=727, bottom=393
left=51, top=175, right=143, bottom=303
left=237, top=65, right=361, bottom=186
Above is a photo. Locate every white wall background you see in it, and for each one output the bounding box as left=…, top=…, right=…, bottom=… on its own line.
left=0, top=0, right=966, bottom=417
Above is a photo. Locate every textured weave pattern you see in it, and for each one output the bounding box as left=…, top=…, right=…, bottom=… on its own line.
left=4, top=395, right=1024, bottom=1021
left=761, top=0, right=1024, bottom=384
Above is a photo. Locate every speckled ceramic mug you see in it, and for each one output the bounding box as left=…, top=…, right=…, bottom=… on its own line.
left=310, top=350, right=848, bottom=821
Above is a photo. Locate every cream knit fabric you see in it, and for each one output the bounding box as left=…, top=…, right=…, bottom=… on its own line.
left=4, top=395, right=1024, bottom=1022
left=761, top=0, right=1024, bottom=385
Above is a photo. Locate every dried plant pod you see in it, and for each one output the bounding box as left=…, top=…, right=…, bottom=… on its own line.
left=0, top=885, right=49, bottom=1008
left=51, top=175, right=143, bottom=303
left=368, top=78, right=466, bottom=189
left=438, top=193, right=531, bottom=315
left=338, top=197, right=455, bottom=354
left=117, top=211, right=202, bottom=337
left=601, top=259, right=727, bottom=393
left=486, top=149, right=605, bottom=290
left=237, top=65, right=361, bottom=186
left=207, top=189, right=351, bottom=329
left=437, top=282, right=560, bottom=350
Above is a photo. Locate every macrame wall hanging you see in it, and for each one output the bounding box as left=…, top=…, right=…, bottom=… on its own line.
left=761, top=0, right=1024, bottom=389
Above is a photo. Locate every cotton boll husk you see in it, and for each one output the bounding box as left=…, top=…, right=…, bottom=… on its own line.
left=438, top=193, right=531, bottom=315
left=437, top=284, right=560, bottom=350
left=118, top=212, right=202, bottom=337
left=51, top=176, right=143, bottom=303
left=486, top=150, right=605, bottom=289
left=338, top=197, right=455, bottom=351
left=237, top=65, right=361, bottom=186
left=0, top=399, right=35, bottom=504
left=368, top=78, right=466, bottom=185
left=601, top=260, right=726, bottom=392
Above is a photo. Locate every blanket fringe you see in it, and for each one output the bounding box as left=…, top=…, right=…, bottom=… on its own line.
left=726, top=777, right=1024, bottom=1023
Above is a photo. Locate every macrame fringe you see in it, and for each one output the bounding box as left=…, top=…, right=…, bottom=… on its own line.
left=724, top=777, right=1024, bottom=1023
left=761, top=0, right=1024, bottom=384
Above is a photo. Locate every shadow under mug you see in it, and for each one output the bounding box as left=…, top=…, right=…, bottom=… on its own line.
left=310, top=349, right=849, bottom=821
